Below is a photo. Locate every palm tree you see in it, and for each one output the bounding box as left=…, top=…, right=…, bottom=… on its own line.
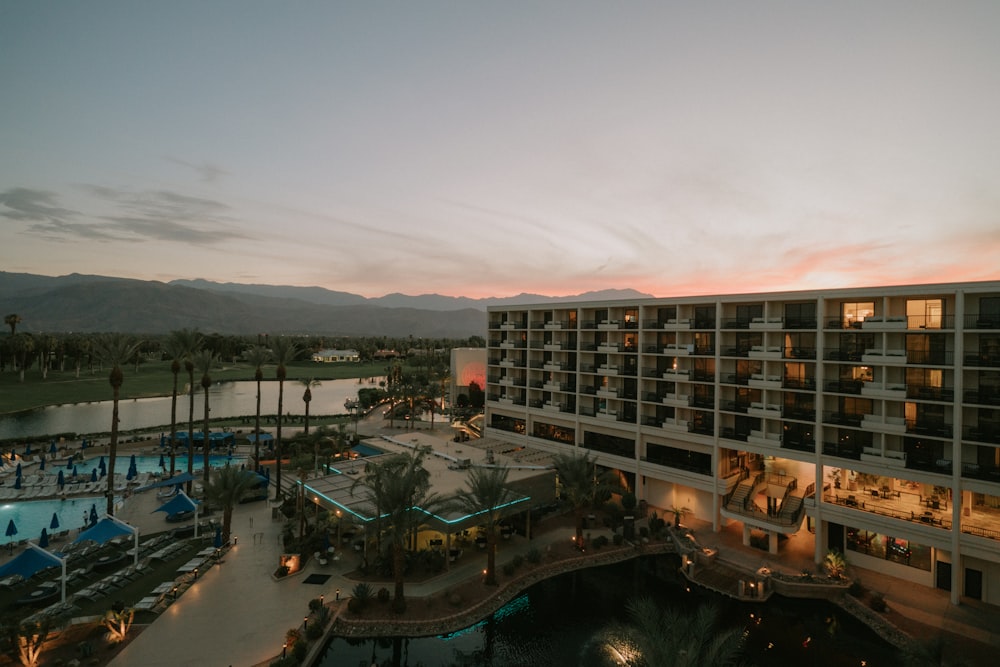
left=552, top=450, right=615, bottom=548
left=354, top=446, right=443, bottom=606
left=299, top=377, right=322, bottom=436
left=93, top=333, right=141, bottom=515
left=271, top=337, right=299, bottom=498
left=4, top=313, right=21, bottom=336
left=608, top=597, right=746, bottom=667
left=450, top=465, right=516, bottom=585
left=192, top=349, right=216, bottom=487
left=204, top=466, right=258, bottom=543
left=162, top=331, right=197, bottom=476
left=244, top=345, right=272, bottom=472
left=102, top=607, right=135, bottom=645
left=177, top=330, right=204, bottom=494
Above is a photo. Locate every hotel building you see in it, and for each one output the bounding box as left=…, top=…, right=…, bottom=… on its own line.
left=483, top=281, right=1000, bottom=607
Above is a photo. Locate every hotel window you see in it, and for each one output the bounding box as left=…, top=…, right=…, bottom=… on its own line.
left=978, top=298, right=1000, bottom=327
left=906, top=333, right=946, bottom=365
left=841, top=302, right=875, bottom=328
left=784, top=302, right=817, bottom=329
left=906, top=298, right=944, bottom=329
left=736, top=332, right=761, bottom=355
left=694, top=305, right=715, bottom=329
left=736, top=303, right=763, bottom=325
left=624, top=308, right=638, bottom=328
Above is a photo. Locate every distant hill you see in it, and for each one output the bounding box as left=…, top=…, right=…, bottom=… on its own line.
left=0, top=272, right=653, bottom=336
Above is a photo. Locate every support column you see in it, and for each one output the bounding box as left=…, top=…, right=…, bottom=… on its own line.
left=742, top=523, right=752, bottom=547
left=445, top=532, right=452, bottom=571
left=769, top=530, right=779, bottom=555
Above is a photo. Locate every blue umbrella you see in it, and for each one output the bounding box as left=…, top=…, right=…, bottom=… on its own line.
left=126, top=467, right=135, bottom=481
left=38, top=457, right=46, bottom=472
left=90, top=468, right=98, bottom=483
left=81, top=439, right=87, bottom=449
left=49, top=441, right=57, bottom=455
left=66, top=457, right=74, bottom=469
left=39, top=528, right=49, bottom=548
left=72, top=465, right=78, bottom=477
left=214, top=526, right=222, bottom=549
left=23, top=444, right=31, bottom=456
left=13, top=475, right=21, bottom=490
left=15, top=462, right=21, bottom=477
left=50, top=513, right=60, bottom=530
left=5, top=519, right=17, bottom=539
left=57, top=470, right=65, bottom=488
left=129, top=453, right=137, bottom=468
left=158, top=454, right=165, bottom=468
left=98, top=457, right=106, bottom=474
left=89, top=505, right=98, bottom=527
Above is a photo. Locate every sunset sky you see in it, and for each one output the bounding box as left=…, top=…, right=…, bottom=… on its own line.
left=2, top=2, right=998, bottom=299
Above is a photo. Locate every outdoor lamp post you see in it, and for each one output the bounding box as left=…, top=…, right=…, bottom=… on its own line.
left=193, top=567, right=199, bottom=580
left=304, top=616, right=308, bottom=630
left=282, top=643, right=287, bottom=658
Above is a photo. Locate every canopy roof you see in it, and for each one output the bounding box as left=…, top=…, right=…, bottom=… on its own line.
left=136, top=471, right=194, bottom=492
left=154, top=491, right=199, bottom=516
left=74, top=516, right=136, bottom=545
left=0, top=544, right=63, bottom=580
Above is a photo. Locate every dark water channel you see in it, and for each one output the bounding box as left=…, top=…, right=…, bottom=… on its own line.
left=317, top=557, right=895, bottom=667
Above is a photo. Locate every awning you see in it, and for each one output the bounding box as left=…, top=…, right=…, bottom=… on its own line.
left=153, top=491, right=199, bottom=516
left=136, top=471, right=195, bottom=492
left=0, top=544, right=63, bottom=580
left=74, top=516, right=136, bottom=545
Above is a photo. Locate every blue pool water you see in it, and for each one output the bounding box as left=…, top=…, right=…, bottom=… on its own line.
left=2, top=496, right=105, bottom=545
left=73, top=453, right=247, bottom=476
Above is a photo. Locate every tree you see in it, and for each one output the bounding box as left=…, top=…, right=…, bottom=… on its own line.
left=824, top=549, right=847, bottom=579
left=299, top=377, right=322, bottom=437
left=175, top=330, right=204, bottom=494
left=353, top=446, right=443, bottom=607
left=162, top=330, right=199, bottom=476
left=607, top=597, right=746, bottom=667
left=552, top=450, right=616, bottom=548
left=10, top=334, right=35, bottom=382
left=244, top=345, right=272, bottom=472
left=102, top=607, right=134, bottom=645
left=2, top=619, right=49, bottom=667
left=193, top=349, right=216, bottom=487
left=450, top=465, right=516, bottom=585
left=204, top=466, right=258, bottom=543
left=271, top=337, right=299, bottom=498
left=4, top=313, right=21, bottom=336
left=93, top=333, right=141, bottom=516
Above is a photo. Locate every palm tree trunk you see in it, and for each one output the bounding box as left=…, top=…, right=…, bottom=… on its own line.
left=254, top=378, right=261, bottom=473
left=187, top=373, right=195, bottom=495
left=486, top=529, right=498, bottom=585
left=393, top=540, right=406, bottom=601
left=202, top=388, right=211, bottom=487
left=169, top=372, right=178, bottom=476
left=107, top=387, right=120, bottom=515
left=276, top=381, right=284, bottom=497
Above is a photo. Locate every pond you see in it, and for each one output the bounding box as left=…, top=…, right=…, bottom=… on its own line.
left=0, top=377, right=382, bottom=441
left=316, top=557, right=896, bottom=667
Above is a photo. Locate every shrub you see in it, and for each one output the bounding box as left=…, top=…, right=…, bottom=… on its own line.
left=593, top=535, right=609, bottom=549
left=391, top=597, right=407, bottom=615
left=525, top=547, right=542, bottom=564
left=502, top=562, right=516, bottom=576
left=511, top=554, right=525, bottom=569
left=305, top=622, right=323, bottom=640
left=448, top=592, right=463, bottom=607
left=376, top=587, right=390, bottom=603
left=292, top=638, right=308, bottom=661
left=639, top=526, right=649, bottom=538
left=285, top=628, right=301, bottom=646
left=869, top=592, right=888, bottom=613
left=612, top=533, right=624, bottom=546
left=848, top=580, right=866, bottom=598
left=308, top=598, right=323, bottom=612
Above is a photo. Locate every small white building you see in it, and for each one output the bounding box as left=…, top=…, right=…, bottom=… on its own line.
left=311, top=349, right=360, bottom=363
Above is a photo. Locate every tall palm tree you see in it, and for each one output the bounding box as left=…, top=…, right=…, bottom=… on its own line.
left=271, top=337, right=299, bottom=498
left=4, top=313, right=21, bottom=336
left=176, top=330, right=204, bottom=494
left=552, top=450, right=616, bottom=548
left=204, top=466, right=258, bottom=543
left=193, top=349, right=216, bottom=487
left=244, top=345, right=272, bottom=472
left=354, top=446, right=442, bottom=606
left=162, top=331, right=196, bottom=476
left=450, top=465, right=516, bottom=585
left=94, top=333, right=141, bottom=515
left=299, top=377, right=322, bottom=436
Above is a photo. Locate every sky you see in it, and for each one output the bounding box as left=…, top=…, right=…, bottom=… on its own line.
left=2, top=1, right=999, bottom=300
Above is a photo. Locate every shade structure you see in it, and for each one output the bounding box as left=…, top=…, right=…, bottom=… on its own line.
left=126, top=467, right=135, bottom=481
left=39, top=528, right=49, bottom=548
left=136, top=471, right=194, bottom=493
left=5, top=519, right=17, bottom=539
left=57, top=470, right=65, bottom=488
left=153, top=491, right=198, bottom=516
left=0, top=543, right=63, bottom=581
left=129, top=453, right=137, bottom=469
left=50, top=513, right=60, bottom=531
left=75, top=516, right=135, bottom=545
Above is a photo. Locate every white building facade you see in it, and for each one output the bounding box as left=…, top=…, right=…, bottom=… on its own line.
left=483, top=281, right=1000, bottom=607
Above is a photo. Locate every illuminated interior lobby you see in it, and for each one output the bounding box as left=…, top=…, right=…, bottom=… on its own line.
left=482, top=280, right=1000, bottom=607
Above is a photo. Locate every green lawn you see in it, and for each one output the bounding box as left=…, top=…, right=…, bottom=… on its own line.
left=0, top=360, right=391, bottom=415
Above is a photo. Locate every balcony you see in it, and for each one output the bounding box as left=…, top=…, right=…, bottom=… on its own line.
left=964, top=425, right=1000, bottom=445
left=784, top=346, right=816, bottom=360
left=663, top=343, right=692, bottom=356
left=907, top=385, right=955, bottom=402
left=861, top=383, right=906, bottom=399
left=747, top=429, right=781, bottom=449
left=747, top=402, right=781, bottom=418
left=962, top=462, right=1000, bottom=483
left=596, top=386, right=619, bottom=399
left=783, top=377, right=816, bottom=391
left=861, top=348, right=907, bottom=364
left=963, top=353, right=1000, bottom=368
left=749, top=345, right=782, bottom=359
left=860, top=316, right=908, bottom=330
left=861, top=414, right=907, bottom=434
left=544, top=320, right=567, bottom=330
left=963, top=388, right=1000, bottom=406
left=597, top=342, right=623, bottom=353
left=662, top=393, right=691, bottom=408
left=749, top=317, right=783, bottom=330
left=906, top=420, right=954, bottom=438
left=782, top=407, right=816, bottom=421
left=822, top=441, right=862, bottom=460
left=824, top=379, right=863, bottom=395
left=597, top=364, right=619, bottom=375
left=663, top=318, right=692, bottom=330
left=748, top=374, right=782, bottom=389
left=663, top=369, right=690, bottom=379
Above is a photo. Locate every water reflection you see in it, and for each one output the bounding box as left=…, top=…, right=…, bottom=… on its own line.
left=318, top=558, right=894, bottom=667
left=0, top=378, right=382, bottom=440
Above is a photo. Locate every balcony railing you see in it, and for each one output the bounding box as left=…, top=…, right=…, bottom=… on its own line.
left=906, top=420, right=954, bottom=438
left=822, top=441, right=862, bottom=460
left=963, top=389, right=1000, bottom=406
left=907, top=386, right=955, bottom=402
left=964, top=425, right=1000, bottom=444
left=961, top=463, right=1000, bottom=482
left=964, top=314, right=1000, bottom=329
left=964, top=353, right=1000, bottom=368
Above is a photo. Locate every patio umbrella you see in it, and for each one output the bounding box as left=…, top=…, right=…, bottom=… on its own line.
left=50, top=513, right=60, bottom=531
left=90, top=468, right=98, bottom=483
left=214, top=526, right=222, bottom=549
left=158, top=453, right=165, bottom=468
left=126, top=467, right=135, bottom=481
left=81, top=439, right=87, bottom=449
left=5, top=519, right=16, bottom=540
left=38, top=457, right=46, bottom=471
left=57, top=470, right=65, bottom=488
left=13, top=475, right=21, bottom=490
left=72, top=465, right=78, bottom=477
left=15, top=462, right=21, bottom=477
left=88, top=505, right=98, bottom=527
left=66, top=457, right=74, bottom=469
left=98, top=457, right=106, bottom=475
left=49, top=441, right=57, bottom=455
left=23, top=444, right=31, bottom=456
left=39, top=528, right=49, bottom=549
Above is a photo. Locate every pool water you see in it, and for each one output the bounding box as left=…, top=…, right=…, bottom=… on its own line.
left=2, top=496, right=105, bottom=545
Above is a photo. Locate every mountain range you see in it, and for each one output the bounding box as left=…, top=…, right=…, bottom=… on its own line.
left=0, top=272, right=652, bottom=338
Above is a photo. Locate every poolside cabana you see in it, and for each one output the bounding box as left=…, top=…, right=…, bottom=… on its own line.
left=0, top=543, right=68, bottom=603
left=75, top=515, right=140, bottom=565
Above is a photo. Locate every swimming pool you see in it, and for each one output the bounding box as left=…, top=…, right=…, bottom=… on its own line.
left=2, top=496, right=106, bottom=546
left=67, top=453, right=247, bottom=477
